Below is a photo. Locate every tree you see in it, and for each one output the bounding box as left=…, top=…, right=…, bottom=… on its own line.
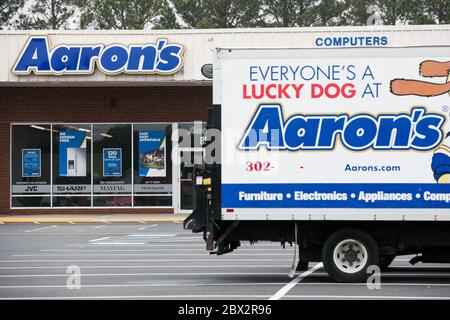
left=260, top=0, right=317, bottom=27
left=377, top=0, right=416, bottom=25
left=7, top=0, right=450, bottom=31
left=14, top=0, right=77, bottom=29
left=153, top=1, right=180, bottom=29
left=344, top=0, right=418, bottom=26
left=78, top=0, right=175, bottom=29
left=172, top=0, right=262, bottom=28
left=0, top=0, right=23, bottom=29
left=343, top=0, right=376, bottom=26
left=312, top=0, right=348, bottom=26
left=411, top=0, right=450, bottom=24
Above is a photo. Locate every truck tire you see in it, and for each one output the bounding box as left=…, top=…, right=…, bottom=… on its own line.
left=379, top=255, right=396, bottom=271
left=322, top=229, right=380, bottom=283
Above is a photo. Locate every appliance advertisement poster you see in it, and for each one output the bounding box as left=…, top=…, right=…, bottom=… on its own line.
left=59, top=130, right=87, bottom=177
left=138, top=131, right=166, bottom=177
left=103, top=148, right=122, bottom=177
left=22, top=149, right=41, bottom=177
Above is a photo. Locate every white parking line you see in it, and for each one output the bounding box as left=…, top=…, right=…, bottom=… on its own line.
left=390, top=265, right=450, bottom=269
left=127, top=234, right=177, bottom=237
left=40, top=248, right=292, bottom=252
left=64, top=245, right=284, bottom=248
left=67, top=242, right=283, bottom=246
left=0, top=295, right=269, bottom=300
left=2, top=232, right=146, bottom=236
left=395, top=259, right=415, bottom=262
left=23, top=225, right=58, bottom=233
left=12, top=253, right=294, bottom=257
left=284, top=295, right=450, bottom=300
left=165, top=239, right=204, bottom=242
left=96, top=241, right=204, bottom=245
left=0, top=272, right=297, bottom=278
left=7, top=295, right=448, bottom=300
left=65, top=242, right=284, bottom=246
left=0, top=265, right=290, bottom=270
left=292, top=282, right=450, bottom=287
left=88, top=237, right=110, bottom=243
left=90, top=242, right=146, bottom=245
left=302, top=272, right=450, bottom=278
left=2, top=281, right=450, bottom=289
left=269, top=263, right=323, bottom=300
left=0, top=282, right=286, bottom=289
left=380, top=273, right=450, bottom=277
left=0, top=258, right=293, bottom=263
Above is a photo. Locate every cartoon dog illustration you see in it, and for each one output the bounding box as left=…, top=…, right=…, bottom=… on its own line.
left=390, top=60, right=450, bottom=183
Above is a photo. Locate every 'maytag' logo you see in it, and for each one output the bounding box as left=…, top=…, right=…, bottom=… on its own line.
left=12, top=36, right=184, bottom=76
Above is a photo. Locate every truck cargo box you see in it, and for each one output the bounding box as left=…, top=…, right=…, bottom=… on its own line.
left=214, top=42, right=450, bottom=221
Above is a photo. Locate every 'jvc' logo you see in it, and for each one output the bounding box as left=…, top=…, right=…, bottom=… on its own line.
left=25, top=186, right=38, bottom=192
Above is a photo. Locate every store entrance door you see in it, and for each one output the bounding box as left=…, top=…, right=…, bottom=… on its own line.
left=175, top=149, right=204, bottom=214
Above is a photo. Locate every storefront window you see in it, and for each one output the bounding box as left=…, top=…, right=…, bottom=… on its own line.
left=93, top=196, right=132, bottom=207
left=133, top=196, right=172, bottom=207
left=53, top=196, right=91, bottom=207
left=133, top=124, right=172, bottom=207
left=11, top=123, right=176, bottom=209
left=11, top=124, right=51, bottom=207
left=12, top=197, right=51, bottom=207
left=93, top=124, right=132, bottom=207
left=52, top=124, right=92, bottom=207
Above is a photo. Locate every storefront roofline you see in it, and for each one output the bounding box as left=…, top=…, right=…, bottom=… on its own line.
left=1, top=24, right=449, bottom=35
left=0, top=80, right=212, bottom=87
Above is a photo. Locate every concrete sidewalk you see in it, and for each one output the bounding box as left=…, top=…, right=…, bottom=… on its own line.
left=0, top=213, right=189, bottom=223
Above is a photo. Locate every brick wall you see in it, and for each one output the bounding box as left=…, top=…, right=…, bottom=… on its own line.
left=0, top=86, right=212, bottom=215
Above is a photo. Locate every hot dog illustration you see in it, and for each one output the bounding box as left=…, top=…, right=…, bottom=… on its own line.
left=391, top=60, right=450, bottom=183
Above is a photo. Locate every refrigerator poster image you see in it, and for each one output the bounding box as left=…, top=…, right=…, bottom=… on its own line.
left=138, top=131, right=166, bottom=177
left=103, top=148, right=122, bottom=177
left=59, top=130, right=87, bottom=177
left=22, top=149, right=41, bottom=177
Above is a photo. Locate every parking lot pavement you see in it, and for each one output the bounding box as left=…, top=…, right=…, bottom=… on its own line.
left=1, top=221, right=450, bottom=300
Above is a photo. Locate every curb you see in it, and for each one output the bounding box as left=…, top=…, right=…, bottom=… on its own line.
left=0, top=217, right=186, bottom=223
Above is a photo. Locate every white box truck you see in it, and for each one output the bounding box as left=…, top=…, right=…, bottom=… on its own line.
left=184, top=26, right=450, bottom=282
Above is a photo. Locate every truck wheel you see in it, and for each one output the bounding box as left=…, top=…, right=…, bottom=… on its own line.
left=322, top=229, right=379, bottom=283
left=379, top=255, right=396, bottom=271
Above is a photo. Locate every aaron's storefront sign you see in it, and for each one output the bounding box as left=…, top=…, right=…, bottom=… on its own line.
left=12, top=36, right=184, bottom=75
